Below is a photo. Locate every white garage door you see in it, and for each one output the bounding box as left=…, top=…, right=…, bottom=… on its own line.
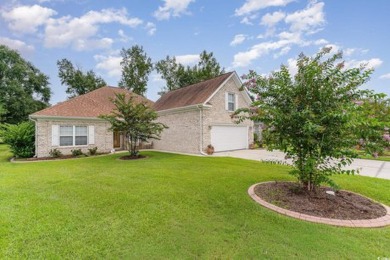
left=211, top=126, right=248, bottom=152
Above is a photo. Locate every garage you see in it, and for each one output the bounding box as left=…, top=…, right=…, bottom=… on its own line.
left=210, top=125, right=248, bottom=152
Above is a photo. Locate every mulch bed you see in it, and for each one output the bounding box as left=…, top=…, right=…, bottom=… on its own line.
left=13, top=153, right=108, bottom=161
left=254, top=181, right=387, bottom=220
left=118, top=155, right=147, bottom=160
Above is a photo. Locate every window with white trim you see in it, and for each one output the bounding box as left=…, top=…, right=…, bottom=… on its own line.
left=227, top=93, right=236, bottom=111
left=59, top=126, right=88, bottom=146
left=75, top=126, right=88, bottom=145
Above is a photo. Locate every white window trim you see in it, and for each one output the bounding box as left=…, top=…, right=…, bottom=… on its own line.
left=226, top=92, right=236, bottom=112
left=59, top=125, right=88, bottom=147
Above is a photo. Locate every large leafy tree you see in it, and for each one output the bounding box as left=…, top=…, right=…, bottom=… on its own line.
left=155, top=50, right=224, bottom=93
left=236, top=47, right=374, bottom=191
left=99, top=93, right=167, bottom=157
left=119, top=45, right=153, bottom=96
left=0, top=45, right=51, bottom=124
left=57, top=58, right=106, bottom=98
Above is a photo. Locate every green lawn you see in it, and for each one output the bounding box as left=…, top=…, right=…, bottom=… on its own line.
left=356, top=149, right=390, bottom=162
left=0, top=144, right=389, bottom=258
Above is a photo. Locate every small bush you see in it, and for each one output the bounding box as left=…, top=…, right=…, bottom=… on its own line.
left=0, top=122, right=35, bottom=158
left=88, top=147, right=98, bottom=155
left=253, top=132, right=263, bottom=147
left=49, top=149, right=62, bottom=158
left=71, top=149, right=83, bottom=156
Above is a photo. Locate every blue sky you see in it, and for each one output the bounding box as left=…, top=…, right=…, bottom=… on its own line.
left=1, top=0, right=390, bottom=104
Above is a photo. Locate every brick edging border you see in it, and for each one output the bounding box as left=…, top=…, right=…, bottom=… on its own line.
left=248, top=182, right=390, bottom=228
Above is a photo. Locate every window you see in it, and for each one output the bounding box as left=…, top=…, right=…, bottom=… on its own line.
left=227, top=93, right=235, bottom=111
left=75, top=126, right=88, bottom=145
left=59, top=126, right=73, bottom=146
left=59, top=126, right=88, bottom=146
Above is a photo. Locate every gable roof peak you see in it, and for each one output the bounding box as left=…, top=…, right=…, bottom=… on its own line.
left=154, top=71, right=237, bottom=111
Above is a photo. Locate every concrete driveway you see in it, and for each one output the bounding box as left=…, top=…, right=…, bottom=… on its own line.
left=213, top=149, right=390, bottom=180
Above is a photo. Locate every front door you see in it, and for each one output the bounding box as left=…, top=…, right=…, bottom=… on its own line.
left=113, top=131, right=121, bottom=148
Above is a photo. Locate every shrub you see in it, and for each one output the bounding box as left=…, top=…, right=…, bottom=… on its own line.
left=71, top=149, right=83, bottom=156
left=49, top=149, right=62, bottom=158
left=88, top=147, right=98, bottom=155
left=0, top=122, right=35, bottom=158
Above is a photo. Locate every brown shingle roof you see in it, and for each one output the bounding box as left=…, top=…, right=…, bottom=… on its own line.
left=153, top=72, right=234, bottom=111
left=31, top=86, right=154, bottom=118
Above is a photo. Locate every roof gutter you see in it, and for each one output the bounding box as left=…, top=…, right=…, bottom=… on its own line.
left=29, top=115, right=105, bottom=121
left=157, top=104, right=212, bottom=116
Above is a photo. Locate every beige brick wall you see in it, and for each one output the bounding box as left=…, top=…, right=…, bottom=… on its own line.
left=203, top=77, right=254, bottom=147
left=154, top=109, right=201, bottom=154
left=155, top=76, right=254, bottom=155
left=35, top=118, right=113, bottom=157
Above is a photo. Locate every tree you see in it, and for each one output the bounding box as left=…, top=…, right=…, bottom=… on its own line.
left=354, top=91, right=390, bottom=156
left=0, top=121, right=35, bottom=158
left=236, top=48, right=373, bottom=191
left=155, top=50, right=224, bottom=93
left=119, top=45, right=153, bottom=96
left=57, top=58, right=106, bottom=98
left=0, top=102, right=6, bottom=123
left=99, top=93, right=167, bottom=157
left=0, top=45, right=51, bottom=124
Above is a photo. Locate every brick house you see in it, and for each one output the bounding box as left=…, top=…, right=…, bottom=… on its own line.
left=29, top=87, right=153, bottom=158
left=153, top=71, right=253, bottom=154
left=30, top=72, right=253, bottom=157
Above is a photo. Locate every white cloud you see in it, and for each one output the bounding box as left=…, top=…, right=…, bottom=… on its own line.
left=285, top=1, right=325, bottom=33
left=145, top=22, right=156, bottom=35
left=74, top=38, right=114, bottom=51
left=343, top=48, right=356, bottom=56
left=345, top=58, right=383, bottom=70
left=175, top=54, right=199, bottom=65
left=153, top=0, right=195, bottom=20
left=232, top=29, right=306, bottom=68
left=235, top=0, right=293, bottom=16
left=343, top=48, right=369, bottom=56
left=0, top=37, right=34, bottom=54
left=240, top=14, right=258, bottom=25
left=44, top=8, right=143, bottom=50
left=274, top=46, right=291, bottom=58
left=230, top=34, right=247, bottom=46
left=260, top=11, right=285, bottom=27
left=118, top=29, right=132, bottom=42
left=94, top=54, right=122, bottom=77
left=379, top=73, right=390, bottom=79
left=1, top=5, right=57, bottom=33
left=240, top=17, right=252, bottom=25
left=323, top=43, right=340, bottom=54
left=313, top=38, right=328, bottom=45
left=286, top=58, right=298, bottom=76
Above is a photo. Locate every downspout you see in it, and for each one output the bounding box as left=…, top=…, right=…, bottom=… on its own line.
left=197, top=105, right=208, bottom=156
left=29, top=117, right=38, bottom=158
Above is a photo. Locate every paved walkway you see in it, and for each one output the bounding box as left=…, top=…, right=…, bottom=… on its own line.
left=213, top=149, right=390, bottom=180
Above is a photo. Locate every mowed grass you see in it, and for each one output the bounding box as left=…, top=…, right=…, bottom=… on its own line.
left=0, top=144, right=389, bottom=259
left=356, top=149, right=390, bottom=162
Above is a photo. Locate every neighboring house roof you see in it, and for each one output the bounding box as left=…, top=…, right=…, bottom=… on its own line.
left=154, top=72, right=235, bottom=111
left=31, top=86, right=154, bottom=118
